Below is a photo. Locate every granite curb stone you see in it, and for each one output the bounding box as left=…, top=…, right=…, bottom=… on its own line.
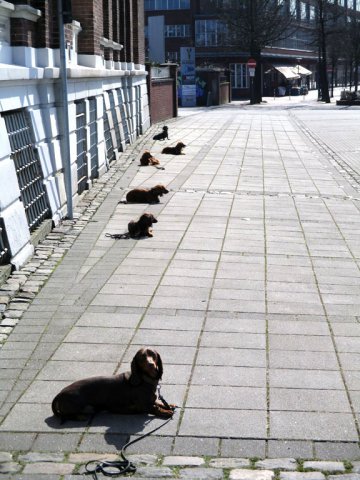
left=0, top=452, right=360, bottom=478
left=303, top=461, right=346, bottom=472
left=280, top=473, right=325, bottom=480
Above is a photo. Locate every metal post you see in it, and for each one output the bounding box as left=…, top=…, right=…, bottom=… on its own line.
left=57, top=0, right=73, bottom=219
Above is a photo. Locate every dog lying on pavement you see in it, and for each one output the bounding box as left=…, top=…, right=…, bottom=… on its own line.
left=161, top=142, right=186, bottom=155
left=125, top=185, right=169, bottom=204
left=128, top=213, right=158, bottom=238
left=140, top=150, right=160, bottom=166
left=153, top=126, right=169, bottom=141
left=51, top=348, right=175, bottom=421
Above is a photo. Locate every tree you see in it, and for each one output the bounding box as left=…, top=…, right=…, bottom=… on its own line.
left=346, top=9, right=360, bottom=91
left=210, top=0, right=296, bottom=104
left=311, top=0, right=344, bottom=103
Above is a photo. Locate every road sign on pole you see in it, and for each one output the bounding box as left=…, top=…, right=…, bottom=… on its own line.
left=247, top=58, right=257, bottom=69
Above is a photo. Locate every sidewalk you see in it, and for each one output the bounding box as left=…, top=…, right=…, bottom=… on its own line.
left=1, top=97, right=360, bottom=478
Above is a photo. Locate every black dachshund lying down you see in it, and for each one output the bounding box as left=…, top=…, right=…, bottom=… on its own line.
left=52, top=348, right=175, bottom=420
left=161, top=142, right=186, bottom=155
left=153, top=125, right=169, bottom=141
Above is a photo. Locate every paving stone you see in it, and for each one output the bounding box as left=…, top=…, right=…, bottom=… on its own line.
left=280, top=473, right=325, bottom=480
left=314, top=442, right=360, bottom=461
left=267, top=440, right=313, bottom=459
left=328, top=476, right=360, bottom=480
left=0, top=432, right=35, bottom=451
left=68, top=452, right=119, bottom=464
left=230, top=469, right=274, bottom=480
left=209, top=458, right=250, bottom=468
left=135, top=466, right=174, bottom=477
left=351, top=463, right=360, bottom=473
left=221, top=439, right=266, bottom=458
left=127, top=455, right=158, bottom=465
left=13, top=475, right=60, bottom=480
left=0, top=452, right=12, bottom=462
left=22, top=462, right=74, bottom=475
left=173, top=437, right=219, bottom=456
left=303, top=461, right=345, bottom=472
left=18, top=452, right=65, bottom=463
left=163, top=456, right=205, bottom=466
left=179, top=468, right=223, bottom=479
left=0, top=462, right=22, bottom=473
left=256, top=459, right=297, bottom=470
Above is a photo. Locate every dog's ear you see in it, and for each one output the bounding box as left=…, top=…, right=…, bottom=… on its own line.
left=130, top=350, right=143, bottom=385
left=155, top=351, right=163, bottom=380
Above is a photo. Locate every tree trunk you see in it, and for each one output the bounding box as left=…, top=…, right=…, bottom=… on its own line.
left=250, top=51, right=262, bottom=104
left=319, top=13, right=330, bottom=103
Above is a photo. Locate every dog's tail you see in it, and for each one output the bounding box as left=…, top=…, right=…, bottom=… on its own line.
left=155, top=166, right=165, bottom=170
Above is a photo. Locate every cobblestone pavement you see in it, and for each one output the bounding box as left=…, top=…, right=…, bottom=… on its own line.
left=1, top=94, right=360, bottom=478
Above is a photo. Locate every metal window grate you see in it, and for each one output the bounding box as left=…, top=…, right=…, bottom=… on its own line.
left=3, top=109, right=51, bottom=232
left=0, top=218, right=10, bottom=265
left=103, top=97, right=115, bottom=163
left=108, top=90, right=122, bottom=150
left=88, top=97, right=98, bottom=179
left=116, top=88, right=131, bottom=144
left=75, top=100, right=88, bottom=194
left=135, top=86, right=142, bottom=136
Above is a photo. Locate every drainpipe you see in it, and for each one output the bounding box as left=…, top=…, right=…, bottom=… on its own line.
left=57, top=0, right=73, bottom=219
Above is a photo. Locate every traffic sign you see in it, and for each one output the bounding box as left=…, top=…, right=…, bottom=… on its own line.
left=247, top=58, right=257, bottom=68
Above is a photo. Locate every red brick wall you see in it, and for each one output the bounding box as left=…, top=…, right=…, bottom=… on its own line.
left=113, top=0, right=120, bottom=62
left=72, top=0, right=103, bottom=56
left=149, top=80, right=175, bottom=124
left=10, top=18, right=37, bottom=47
left=9, top=0, right=145, bottom=63
left=133, top=0, right=145, bottom=64
left=125, top=0, right=133, bottom=62
left=119, top=0, right=127, bottom=62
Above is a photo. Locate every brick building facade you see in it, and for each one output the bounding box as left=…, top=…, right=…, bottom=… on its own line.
left=0, top=0, right=150, bottom=268
left=145, top=0, right=360, bottom=100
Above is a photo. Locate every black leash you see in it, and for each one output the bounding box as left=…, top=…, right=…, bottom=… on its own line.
left=105, top=232, right=130, bottom=239
left=84, top=390, right=176, bottom=479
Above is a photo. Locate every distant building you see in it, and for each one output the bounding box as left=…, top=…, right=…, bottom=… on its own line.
left=0, top=0, right=149, bottom=268
left=144, top=0, right=360, bottom=99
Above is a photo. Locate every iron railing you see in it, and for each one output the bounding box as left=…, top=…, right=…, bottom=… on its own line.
left=88, top=97, right=98, bottom=179
left=3, top=109, right=51, bottom=232
left=108, top=90, right=122, bottom=151
left=103, top=96, right=115, bottom=163
left=0, top=218, right=10, bottom=265
left=75, top=100, right=88, bottom=194
left=116, top=88, right=130, bottom=145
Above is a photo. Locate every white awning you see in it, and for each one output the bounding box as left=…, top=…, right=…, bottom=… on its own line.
left=273, top=66, right=300, bottom=80
left=294, top=65, right=312, bottom=76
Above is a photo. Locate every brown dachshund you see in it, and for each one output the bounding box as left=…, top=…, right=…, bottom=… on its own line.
left=140, top=150, right=160, bottom=166
left=161, top=142, right=186, bottom=155
left=51, top=348, right=175, bottom=421
left=126, top=185, right=169, bottom=204
left=128, top=213, right=157, bottom=238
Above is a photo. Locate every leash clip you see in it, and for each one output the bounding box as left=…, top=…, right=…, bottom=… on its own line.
left=157, top=384, right=175, bottom=411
